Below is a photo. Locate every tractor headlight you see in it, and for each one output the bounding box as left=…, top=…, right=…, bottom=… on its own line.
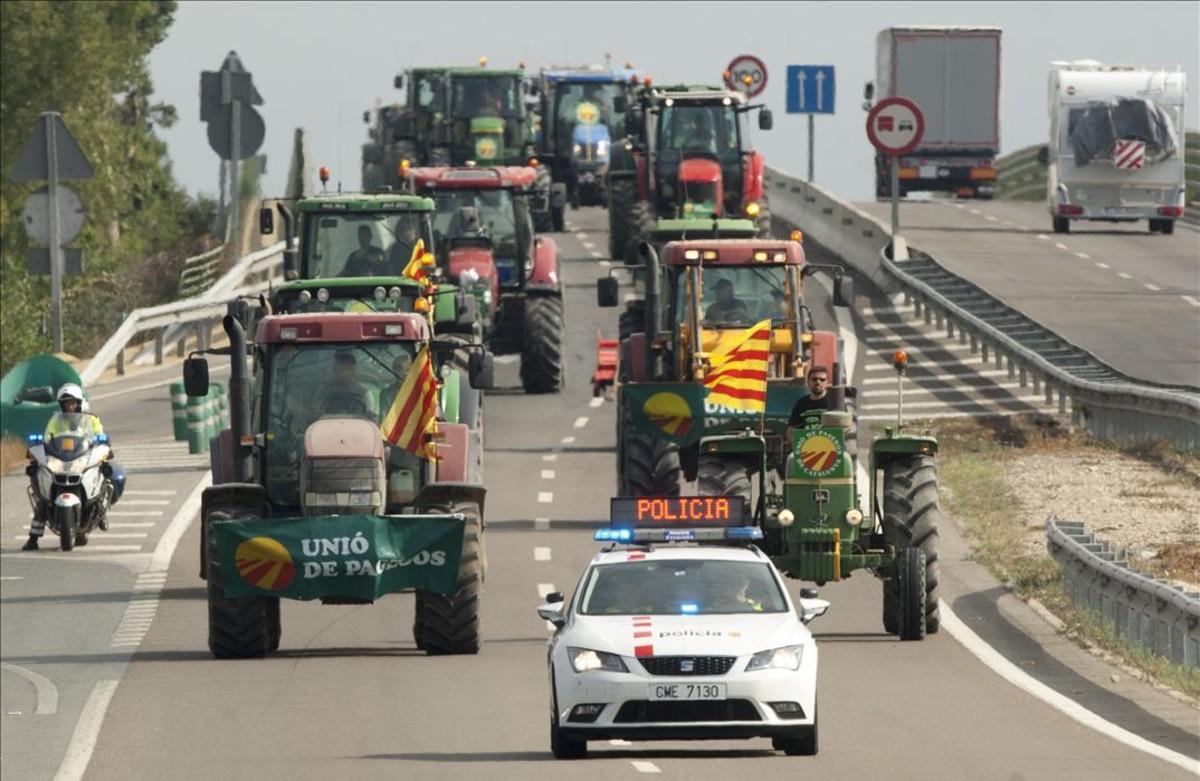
left=845, top=508, right=864, bottom=526
left=373, top=286, right=387, bottom=301
left=573, top=143, right=583, bottom=155
left=746, top=645, right=803, bottom=672
left=569, top=647, right=628, bottom=673
left=298, top=290, right=313, bottom=303
left=316, top=287, right=330, bottom=303
left=778, top=509, right=795, bottom=527
left=596, top=140, right=609, bottom=157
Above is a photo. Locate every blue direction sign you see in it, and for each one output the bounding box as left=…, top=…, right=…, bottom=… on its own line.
left=786, top=65, right=835, bottom=114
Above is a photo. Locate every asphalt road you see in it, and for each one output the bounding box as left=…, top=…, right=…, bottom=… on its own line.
left=2, top=208, right=1197, bottom=780
left=856, top=199, right=1200, bottom=387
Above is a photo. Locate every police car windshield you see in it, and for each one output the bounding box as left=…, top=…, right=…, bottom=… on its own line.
left=578, top=559, right=787, bottom=615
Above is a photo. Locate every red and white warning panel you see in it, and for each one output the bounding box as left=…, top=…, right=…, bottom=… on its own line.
left=1114, top=139, right=1146, bottom=170
left=597, top=496, right=761, bottom=542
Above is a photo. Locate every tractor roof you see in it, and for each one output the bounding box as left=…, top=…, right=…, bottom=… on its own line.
left=297, top=193, right=434, bottom=213
left=651, top=218, right=759, bottom=239
left=646, top=85, right=746, bottom=104
left=661, top=239, right=805, bottom=267
left=256, top=312, right=430, bottom=344
left=275, top=277, right=422, bottom=292
left=448, top=68, right=524, bottom=78
left=542, top=68, right=639, bottom=83
left=408, top=166, right=537, bottom=191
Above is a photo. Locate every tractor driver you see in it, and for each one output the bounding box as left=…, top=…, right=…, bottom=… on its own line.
left=314, top=352, right=377, bottom=419
left=788, top=365, right=834, bottom=427
left=675, top=111, right=717, bottom=154
left=342, top=224, right=387, bottom=277
left=703, top=278, right=750, bottom=325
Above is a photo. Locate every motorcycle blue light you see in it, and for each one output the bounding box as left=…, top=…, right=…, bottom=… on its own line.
left=26, top=433, right=43, bottom=444
left=95, top=434, right=109, bottom=444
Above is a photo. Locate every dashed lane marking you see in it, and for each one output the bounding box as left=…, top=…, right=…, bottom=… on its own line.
left=542, top=454, right=558, bottom=462
left=573, top=416, right=589, bottom=429
left=1036, top=234, right=1050, bottom=240
left=968, top=208, right=982, bottom=215
left=1075, top=252, right=1090, bottom=259
left=1095, top=262, right=1110, bottom=269
left=561, top=436, right=576, bottom=444
left=537, top=583, right=556, bottom=598
left=107, top=510, right=164, bottom=517
left=119, top=500, right=171, bottom=506
left=538, top=492, right=554, bottom=504
left=631, top=761, right=661, bottom=774
left=541, top=470, right=556, bottom=480
left=1117, top=272, right=1133, bottom=280
left=1144, top=283, right=1161, bottom=291
left=121, top=490, right=177, bottom=496
left=590, top=250, right=604, bottom=258
left=1183, top=295, right=1200, bottom=307
left=589, top=397, right=604, bottom=408
left=985, top=215, right=998, bottom=222
left=599, top=260, right=611, bottom=267
left=534, top=547, right=552, bottom=561
left=1054, top=242, right=1069, bottom=250
left=582, top=241, right=596, bottom=250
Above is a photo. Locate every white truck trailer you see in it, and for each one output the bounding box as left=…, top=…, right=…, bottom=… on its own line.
left=868, top=26, right=1002, bottom=199
left=1046, top=61, right=1186, bottom=234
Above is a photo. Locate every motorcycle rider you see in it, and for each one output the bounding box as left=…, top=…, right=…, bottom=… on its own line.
left=23, top=384, right=110, bottom=551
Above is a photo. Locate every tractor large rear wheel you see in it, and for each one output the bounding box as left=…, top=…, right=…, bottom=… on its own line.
left=697, top=457, right=752, bottom=505
left=205, top=508, right=275, bottom=659
left=881, top=454, right=941, bottom=636
left=520, top=295, right=565, bottom=394
left=623, top=200, right=656, bottom=265
left=415, top=501, right=483, bottom=655
left=608, top=177, right=637, bottom=259
left=618, top=406, right=680, bottom=497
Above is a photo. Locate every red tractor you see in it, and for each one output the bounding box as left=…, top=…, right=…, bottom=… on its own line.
left=607, top=84, right=773, bottom=261
left=407, top=165, right=565, bottom=393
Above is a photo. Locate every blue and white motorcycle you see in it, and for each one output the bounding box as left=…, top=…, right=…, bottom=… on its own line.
left=26, top=420, right=125, bottom=551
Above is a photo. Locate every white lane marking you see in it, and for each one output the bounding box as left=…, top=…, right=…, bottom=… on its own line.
left=151, top=473, right=210, bottom=572
left=119, top=500, right=171, bottom=506
left=537, top=583, right=556, bottom=598
left=589, top=396, right=604, bottom=408
left=54, top=679, right=119, bottom=781
left=108, top=523, right=156, bottom=529
left=494, top=354, right=519, bottom=365
left=1036, top=234, right=1050, bottom=240
left=534, top=517, right=551, bottom=531
left=985, top=215, right=998, bottom=222
left=968, top=208, right=982, bottom=215
left=631, top=761, right=661, bottom=774
left=534, top=547, right=552, bottom=561
left=538, top=492, right=554, bottom=504
left=0, top=576, right=23, bottom=581
left=1095, top=262, right=1110, bottom=269
left=1117, top=272, right=1133, bottom=280
left=573, top=416, right=589, bottom=429
left=1075, top=251, right=1090, bottom=259
left=582, top=241, right=596, bottom=250
left=590, top=250, right=604, bottom=258
left=1144, top=283, right=1161, bottom=291
left=107, top=511, right=164, bottom=517
left=939, top=602, right=1199, bottom=774
left=1054, top=242, right=1069, bottom=250
left=541, top=470, right=556, bottom=480
left=574, top=232, right=588, bottom=240
left=599, top=260, right=611, bottom=267
left=121, top=490, right=177, bottom=496
left=1, top=663, right=58, bottom=715
left=953, top=203, right=966, bottom=210
left=1182, top=295, right=1200, bottom=307
left=542, top=454, right=558, bottom=462
left=561, top=436, right=576, bottom=444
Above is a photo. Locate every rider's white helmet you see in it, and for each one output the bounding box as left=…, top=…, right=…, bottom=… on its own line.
left=57, top=383, right=85, bottom=412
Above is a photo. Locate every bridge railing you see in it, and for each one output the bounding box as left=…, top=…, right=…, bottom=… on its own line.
left=766, top=167, right=1200, bottom=450
left=1047, top=518, right=1200, bottom=667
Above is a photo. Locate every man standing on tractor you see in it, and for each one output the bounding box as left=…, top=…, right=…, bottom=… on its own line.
left=788, top=365, right=833, bottom=426
left=343, top=225, right=387, bottom=277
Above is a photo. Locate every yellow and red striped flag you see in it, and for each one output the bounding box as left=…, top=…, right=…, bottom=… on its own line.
left=703, top=319, right=771, bottom=412
left=402, top=239, right=436, bottom=290
left=380, top=345, right=440, bottom=459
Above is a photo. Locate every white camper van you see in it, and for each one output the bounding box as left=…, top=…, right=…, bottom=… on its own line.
left=1047, top=61, right=1186, bottom=234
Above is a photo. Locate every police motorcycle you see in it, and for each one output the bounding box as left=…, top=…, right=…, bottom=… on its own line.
left=26, top=417, right=125, bottom=551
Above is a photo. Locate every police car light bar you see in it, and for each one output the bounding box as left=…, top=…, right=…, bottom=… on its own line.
left=593, top=527, right=763, bottom=543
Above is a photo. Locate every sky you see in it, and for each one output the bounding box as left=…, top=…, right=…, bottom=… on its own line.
left=148, top=1, right=1199, bottom=203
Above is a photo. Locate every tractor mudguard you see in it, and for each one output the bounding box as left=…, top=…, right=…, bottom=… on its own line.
left=198, top=482, right=269, bottom=580
left=416, top=481, right=487, bottom=518
left=742, top=150, right=766, bottom=204
left=210, top=428, right=236, bottom=485
left=448, top=246, right=500, bottom=307
left=431, top=422, right=473, bottom=483
left=871, top=433, right=939, bottom=462
left=526, top=236, right=560, bottom=292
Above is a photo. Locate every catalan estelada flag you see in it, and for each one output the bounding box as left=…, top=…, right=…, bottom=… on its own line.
left=703, top=319, right=770, bottom=412
left=402, top=239, right=436, bottom=290
left=380, top=345, right=439, bottom=459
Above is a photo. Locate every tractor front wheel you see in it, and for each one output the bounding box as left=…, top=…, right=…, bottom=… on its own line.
left=697, top=457, right=752, bottom=505
left=881, top=454, right=941, bottom=636
left=415, top=501, right=483, bottom=655
left=897, top=547, right=927, bottom=641
left=520, top=295, right=565, bottom=394
left=619, top=407, right=680, bottom=496
left=205, top=508, right=274, bottom=659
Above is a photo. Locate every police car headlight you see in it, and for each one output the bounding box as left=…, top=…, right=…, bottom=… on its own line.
left=746, top=644, right=803, bottom=672
left=569, top=647, right=628, bottom=673
left=778, top=509, right=795, bottom=527
left=845, top=508, right=864, bottom=526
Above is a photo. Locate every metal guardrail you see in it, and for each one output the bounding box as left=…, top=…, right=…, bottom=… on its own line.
left=80, top=241, right=286, bottom=386
left=1047, top=518, right=1200, bottom=667
left=765, top=166, right=1200, bottom=449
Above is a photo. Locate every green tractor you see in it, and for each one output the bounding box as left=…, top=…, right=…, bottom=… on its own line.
left=184, top=303, right=495, bottom=659
left=362, top=67, right=453, bottom=189
left=598, top=236, right=942, bottom=640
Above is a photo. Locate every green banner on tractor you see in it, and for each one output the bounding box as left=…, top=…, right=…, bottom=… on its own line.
left=214, top=514, right=465, bottom=600
left=623, top=381, right=810, bottom=447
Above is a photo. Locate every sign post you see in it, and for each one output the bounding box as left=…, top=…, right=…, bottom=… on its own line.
left=865, top=97, right=924, bottom=243
left=201, top=52, right=264, bottom=244
left=786, top=65, right=835, bottom=182
left=10, top=112, right=94, bottom=352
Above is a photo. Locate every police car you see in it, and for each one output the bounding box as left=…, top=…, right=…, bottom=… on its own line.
left=537, top=496, right=829, bottom=759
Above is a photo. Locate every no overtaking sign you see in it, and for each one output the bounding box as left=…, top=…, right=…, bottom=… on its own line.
left=866, top=97, right=924, bottom=157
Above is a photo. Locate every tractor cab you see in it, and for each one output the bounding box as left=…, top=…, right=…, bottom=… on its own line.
left=447, top=69, right=532, bottom=165
left=289, top=193, right=436, bottom=281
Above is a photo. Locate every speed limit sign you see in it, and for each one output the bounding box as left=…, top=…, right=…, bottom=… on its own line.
left=724, top=55, right=768, bottom=98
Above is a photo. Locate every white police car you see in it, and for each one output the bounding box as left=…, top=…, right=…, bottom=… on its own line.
left=536, top=497, right=829, bottom=759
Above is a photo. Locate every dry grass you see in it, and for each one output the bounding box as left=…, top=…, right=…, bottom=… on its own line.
left=1, top=436, right=30, bottom=475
